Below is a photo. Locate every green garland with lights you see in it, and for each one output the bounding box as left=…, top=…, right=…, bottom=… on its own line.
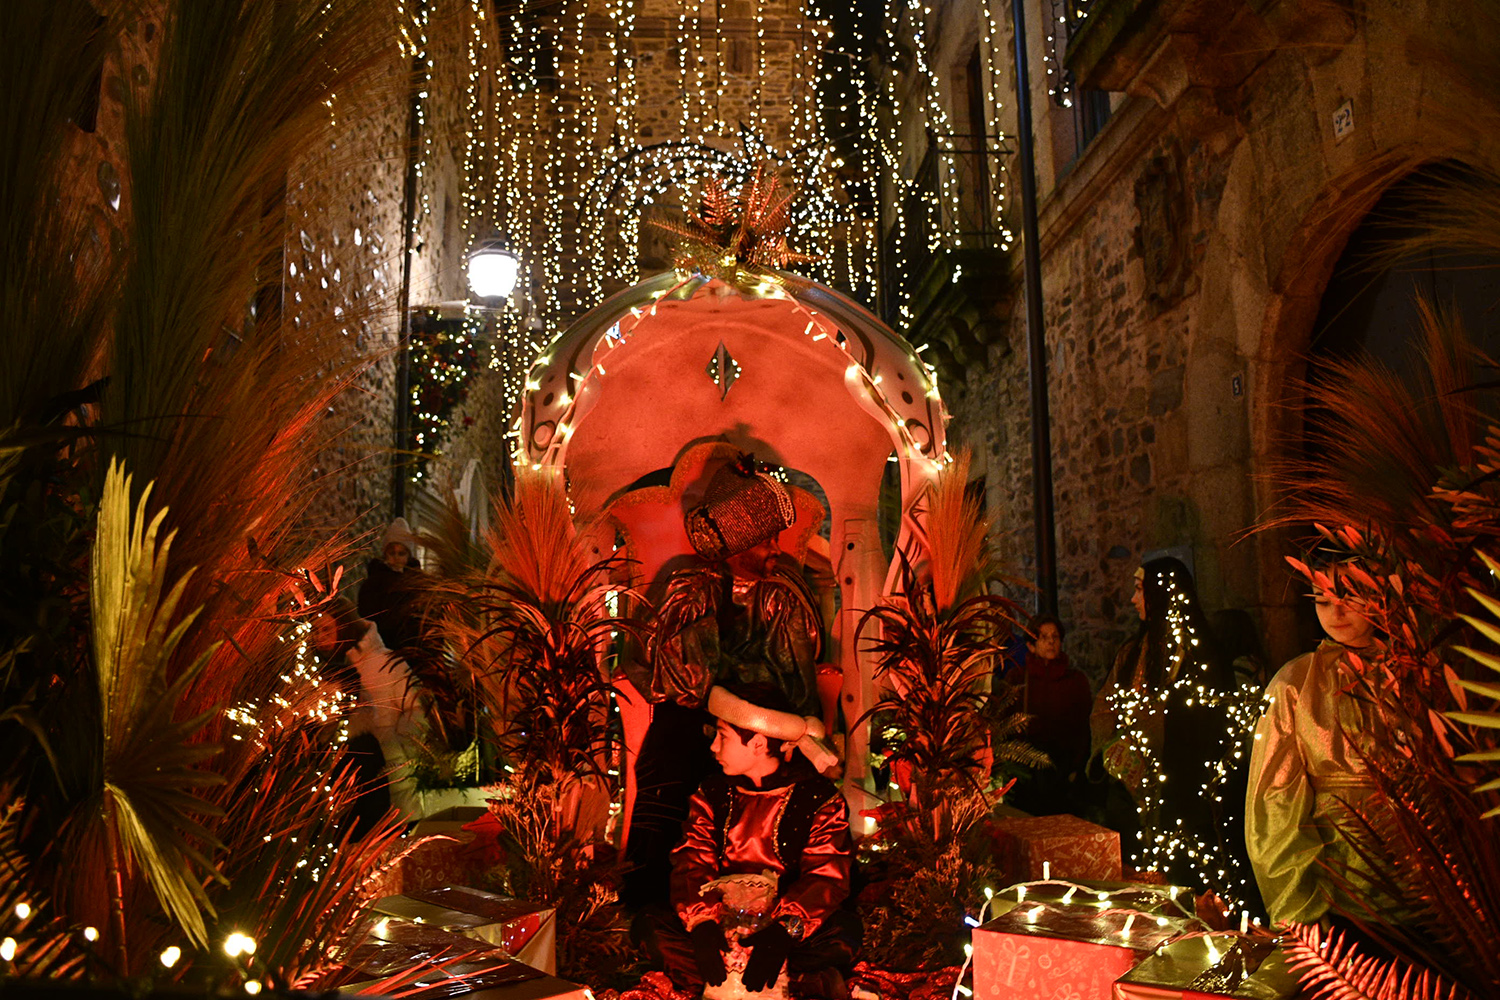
left=408, top=309, right=487, bottom=484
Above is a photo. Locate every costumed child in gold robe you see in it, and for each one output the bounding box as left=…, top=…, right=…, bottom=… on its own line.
left=1245, top=566, right=1383, bottom=926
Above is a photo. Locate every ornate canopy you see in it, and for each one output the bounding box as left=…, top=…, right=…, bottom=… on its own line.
left=516, top=269, right=950, bottom=787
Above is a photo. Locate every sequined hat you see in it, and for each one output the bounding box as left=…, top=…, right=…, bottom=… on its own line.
left=685, top=454, right=796, bottom=560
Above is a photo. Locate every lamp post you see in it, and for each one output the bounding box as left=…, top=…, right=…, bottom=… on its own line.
left=466, top=243, right=521, bottom=500
left=1012, top=0, right=1058, bottom=617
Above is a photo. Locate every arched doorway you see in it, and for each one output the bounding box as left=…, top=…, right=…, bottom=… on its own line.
left=1309, top=163, right=1500, bottom=367
left=1290, top=162, right=1500, bottom=648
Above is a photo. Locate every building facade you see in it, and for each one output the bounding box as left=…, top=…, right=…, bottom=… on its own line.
left=872, top=0, right=1500, bottom=672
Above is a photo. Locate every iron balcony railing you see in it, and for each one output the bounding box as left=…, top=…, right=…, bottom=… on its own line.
left=879, top=132, right=1013, bottom=326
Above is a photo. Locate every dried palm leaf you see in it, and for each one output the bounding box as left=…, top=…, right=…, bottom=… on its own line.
left=0, top=0, right=117, bottom=431
left=1264, top=301, right=1486, bottom=541
left=1283, top=922, right=1471, bottom=1000
left=482, top=468, right=594, bottom=609
left=99, top=0, right=391, bottom=721
left=913, top=449, right=992, bottom=613
left=204, top=732, right=412, bottom=991
left=1451, top=550, right=1500, bottom=818
left=85, top=459, right=225, bottom=958
left=652, top=163, right=818, bottom=281
left=0, top=797, right=89, bottom=979
left=857, top=552, right=1039, bottom=806
left=2, top=0, right=412, bottom=985
left=450, top=468, right=643, bottom=780
left=413, top=484, right=488, bottom=579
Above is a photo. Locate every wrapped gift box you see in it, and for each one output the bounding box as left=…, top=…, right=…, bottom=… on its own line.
left=972, top=887, right=1190, bottom=1000
left=990, top=881, right=1194, bottom=919
left=372, top=886, right=558, bottom=974
left=990, top=814, right=1122, bottom=883
left=337, top=917, right=587, bottom=1000
left=367, top=809, right=497, bottom=898
left=1114, top=935, right=1301, bottom=1000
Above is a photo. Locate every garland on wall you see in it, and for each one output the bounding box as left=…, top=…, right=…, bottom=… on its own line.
left=408, top=308, right=486, bottom=483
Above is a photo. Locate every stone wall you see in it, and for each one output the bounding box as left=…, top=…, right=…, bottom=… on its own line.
left=289, top=2, right=476, bottom=544
left=939, top=0, right=1500, bottom=676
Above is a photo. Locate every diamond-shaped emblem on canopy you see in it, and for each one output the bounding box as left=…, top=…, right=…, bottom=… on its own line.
left=706, top=341, right=741, bottom=399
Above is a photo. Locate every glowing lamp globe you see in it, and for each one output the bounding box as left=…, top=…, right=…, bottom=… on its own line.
left=467, top=247, right=519, bottom=300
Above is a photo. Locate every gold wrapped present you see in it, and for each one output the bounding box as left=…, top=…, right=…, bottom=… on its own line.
left=1113, top=934, right=1302, bottom=999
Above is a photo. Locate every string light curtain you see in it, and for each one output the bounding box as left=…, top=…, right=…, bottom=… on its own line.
left=429, top=0, right=1031, bottom=442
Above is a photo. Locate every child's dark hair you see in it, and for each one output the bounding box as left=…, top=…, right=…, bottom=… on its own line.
left=720, top=680, right=797, bottom=756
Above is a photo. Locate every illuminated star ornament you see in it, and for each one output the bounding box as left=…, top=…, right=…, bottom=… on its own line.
left=653, top=163, right=819, bottom=286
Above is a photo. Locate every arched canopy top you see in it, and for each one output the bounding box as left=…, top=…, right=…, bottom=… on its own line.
left=517, top=271, right=950, bottom=516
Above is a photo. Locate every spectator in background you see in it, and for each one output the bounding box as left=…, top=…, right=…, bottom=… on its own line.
left=357, top=518, right=471, bottom=752
left=357, top=517, right=431, bottom=657
left=1008, top=614, right=1092, bottom=817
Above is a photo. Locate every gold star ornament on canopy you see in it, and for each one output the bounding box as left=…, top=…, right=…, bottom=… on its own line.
left=654, top=164, right=818, bottom=285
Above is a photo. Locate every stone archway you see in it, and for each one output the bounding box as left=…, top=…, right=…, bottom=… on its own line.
left=1218, top=149, right=1499, bottom=664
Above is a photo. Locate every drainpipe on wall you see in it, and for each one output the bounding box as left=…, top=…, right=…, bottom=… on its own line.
left=1010, top=0, right=1058, bottom=616
left=392, top=2, right=428, bottom=521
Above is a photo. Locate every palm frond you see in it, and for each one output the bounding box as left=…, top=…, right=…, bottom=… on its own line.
left=448, top=468, right=642, bottom=779
left=1452, top=550, right=1500, bottom=817
left=483, top=467, right=594, bottom=608
left=205, top=731, right=412, bottom=991
left=414, top=484, right=488, bottom=578
left=857, top=556, right=1031, bottom=796
left=99, top=0, right=391, bottom=721
left=0, top=796, right=89, bottom=979
left=1264, top=303, right=1487, bottom=540
left=0, top=0, right=116, bottom=430
left=86, top=459, right=225, bottom=955
left=655, top=163, right=818, bottom=278
left=913, top=449, right=992, bottom=613
left=1283, top=922, right=1472, bottom=1000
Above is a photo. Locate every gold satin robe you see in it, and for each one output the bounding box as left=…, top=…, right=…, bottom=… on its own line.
left=1245, top=640, right=1383, bottom=925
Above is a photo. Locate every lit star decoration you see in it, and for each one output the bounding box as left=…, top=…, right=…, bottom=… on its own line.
left=1104, top=581, right=1261, bottom=909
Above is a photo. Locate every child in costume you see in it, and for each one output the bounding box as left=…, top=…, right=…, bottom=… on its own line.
left=636, top=682, right=859, bottom=1000
left=1246, top=564, right=1385, bottom=926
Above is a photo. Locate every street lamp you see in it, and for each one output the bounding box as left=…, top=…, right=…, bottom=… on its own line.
left=467, top=245, right=519, bottom=300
